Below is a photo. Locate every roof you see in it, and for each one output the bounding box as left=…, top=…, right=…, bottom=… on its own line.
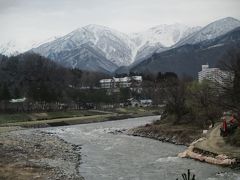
left=113, top=77, right=131, bottom=82
left=100, top=79, right=113, bottom=83
left=140, top=99, right=152, bottom=103
left=9, top=97, right=27, bottom=103
left=132, top=76, right=142, bottom=81
left=100, top=76, right=142, bottom=83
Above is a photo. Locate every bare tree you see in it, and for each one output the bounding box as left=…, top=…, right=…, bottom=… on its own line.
left=187, top=80, right=222, bottom=127
left=164, top=78, right=188, bottom=124
left=218, top=50, right=240, bottom=112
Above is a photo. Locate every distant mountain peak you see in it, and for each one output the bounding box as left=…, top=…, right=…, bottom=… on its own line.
left=203, top=17, right=240, bottom=30
left=0, top=41, right=20, bottom=56
left=129, top=23, right=201, bottom=64
left=175, top=17, right=240, bottom=47
left=219, top=16, right=240, bottom=22
left=31, top=24, right=137, bottom=73
left=84, top=24, right=111, bottom=30
left=134, top=23, right=201, bottom=47
left=130, top=26, right=240, bottom=78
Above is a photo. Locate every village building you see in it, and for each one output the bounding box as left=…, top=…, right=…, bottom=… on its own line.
left=140, top=99, right=153, bottom=107
left=99, top=76, right=142, bottom=90
left=127, top=98, right=153, bottom=107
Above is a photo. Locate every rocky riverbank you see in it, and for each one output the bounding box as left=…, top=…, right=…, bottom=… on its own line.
left=0, top=130, right=84, bottom=180
left=127, top=123, right=202, bottom=146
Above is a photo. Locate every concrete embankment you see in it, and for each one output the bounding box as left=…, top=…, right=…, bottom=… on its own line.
left=179, top=124, right=240, bottom=166
left=178, top=138, right=237, bottom=166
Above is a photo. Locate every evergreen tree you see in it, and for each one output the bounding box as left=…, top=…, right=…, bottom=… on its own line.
left=1, top=83, right=11, bottom=101
left=13, top=87, right=20, bottom=99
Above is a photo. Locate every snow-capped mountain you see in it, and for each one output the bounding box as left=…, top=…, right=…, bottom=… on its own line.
left=175, top=17, right=240, bottom=47
left=132, top=23, right=201, bottom=47
left=0, top=37, right=61, bottom=57
left=48, top=44, right=118, bottom=74
left=32, top=24, right=136, bottom=67
left=131, top=24, right=201, bottom=63
left=32, top=23, right=201, bottom=71
left=31, top=36, right=60, bottom=49
left=130, top=26, right=240, bottom=77
left=0, top=41, right=20, bottom=56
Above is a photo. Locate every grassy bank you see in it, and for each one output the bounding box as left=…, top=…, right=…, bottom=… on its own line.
left=0, top=110, right=104, bottom=125
left=0, top=107, right=161, bottom=131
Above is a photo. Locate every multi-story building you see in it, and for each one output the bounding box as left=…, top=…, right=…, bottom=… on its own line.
left=198, top=64, right=233, bottom=86
left=99, top=76, right=142, bottom=89
left=99, top=79, right=114, bottom=89
left=113, top=77, right=131, bottom=88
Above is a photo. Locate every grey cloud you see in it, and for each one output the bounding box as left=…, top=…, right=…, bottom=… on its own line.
left=0, top=0, right=20, bottom=12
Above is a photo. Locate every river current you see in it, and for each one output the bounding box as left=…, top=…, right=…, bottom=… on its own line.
left=45, top=116, right=240, bottom=180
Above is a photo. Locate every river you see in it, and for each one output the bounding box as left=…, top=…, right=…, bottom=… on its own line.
left=44, top=116, right=240, bottom=180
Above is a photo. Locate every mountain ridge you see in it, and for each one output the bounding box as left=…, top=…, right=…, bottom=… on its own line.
left=174, top=17, right=240, bottom=47
left=1, top=17, right=240, bottom=74
left=130, top=26, right=240, bottom=77
left=30, top=23, right=202, bottom=73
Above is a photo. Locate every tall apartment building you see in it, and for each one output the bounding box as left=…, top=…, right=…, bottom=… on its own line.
left=198, top=64, right=233, bottom=86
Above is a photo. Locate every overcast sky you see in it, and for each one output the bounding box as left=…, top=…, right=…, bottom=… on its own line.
left=1, top=0, right=240, bottom=50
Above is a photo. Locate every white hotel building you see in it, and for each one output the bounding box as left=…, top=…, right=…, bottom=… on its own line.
left=99, top=76, right=142, bottom=89
left=198, top=64, right=233, bottom=86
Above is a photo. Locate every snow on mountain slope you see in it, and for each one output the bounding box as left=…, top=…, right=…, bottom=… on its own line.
left=132, top=24, right=201, bottom=47
left=0, top=36, right=61, bottom=57
left=46, top=43, right=118, bottom=74
left=32, top=24, right=136, bottom=67
left=32, top=23, right=202, bottom=70
left=31, top=36, right=60, bottom=49
left=130, top=26, right=240, bottom=78
left=131, top=24, right=201, bottom=63
left=175, top=17, right=240, bottom=47
left=0, top=41, right=20, bottom=56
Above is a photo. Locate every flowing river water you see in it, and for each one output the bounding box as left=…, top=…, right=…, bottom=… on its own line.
left=44, top=116, right=240, bottom=180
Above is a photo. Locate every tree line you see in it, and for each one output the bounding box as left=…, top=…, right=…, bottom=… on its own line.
left=0, top=53, right=111, bottom=112
left=0, top=50, right=239, bottom=119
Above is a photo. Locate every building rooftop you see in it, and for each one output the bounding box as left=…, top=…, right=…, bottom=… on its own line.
left=113, top=77, right=131, bottom=82
left=132, top=76, right=142, bottom=81
left=100, top=79, right=113, bottom=83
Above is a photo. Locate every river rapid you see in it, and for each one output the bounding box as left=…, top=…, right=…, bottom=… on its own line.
left=44, top=116, right=240, bottom=180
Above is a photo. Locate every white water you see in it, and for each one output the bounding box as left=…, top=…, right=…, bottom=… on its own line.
left=44, top=116, right=240, bottom=180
